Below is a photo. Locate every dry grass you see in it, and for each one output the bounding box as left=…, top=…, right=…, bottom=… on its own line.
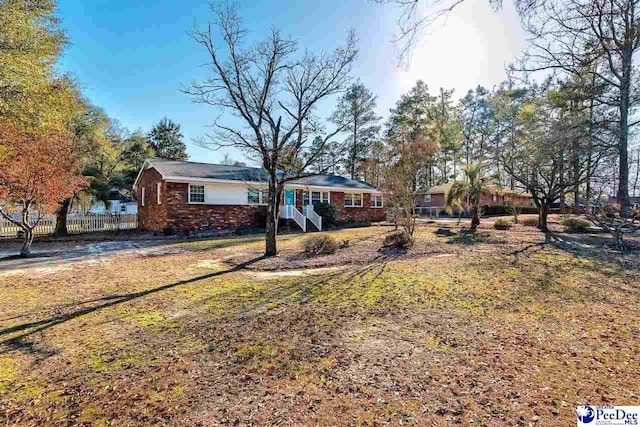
left=1, top=218, right=639, bottom=425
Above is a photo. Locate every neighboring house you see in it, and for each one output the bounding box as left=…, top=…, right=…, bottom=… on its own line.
left=607, top=196, right=640, bottom=209
left=89, top=200, right=138, bottom=215
left=85, top=190, right=138, bottom=215
left=133, top=158, right=386, bottom=232
left=417, top=182, right=534, bottom=209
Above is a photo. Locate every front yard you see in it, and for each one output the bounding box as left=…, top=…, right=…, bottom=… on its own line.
left=1, top=217, right=639, bottom=425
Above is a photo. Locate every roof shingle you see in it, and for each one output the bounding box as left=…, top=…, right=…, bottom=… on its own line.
left=147, top=158, right=378, bottom=191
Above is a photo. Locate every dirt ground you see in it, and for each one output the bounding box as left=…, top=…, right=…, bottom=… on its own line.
left=1, top=215, right=639, bottom=426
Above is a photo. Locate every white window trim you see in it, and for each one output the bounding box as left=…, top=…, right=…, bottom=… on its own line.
left=141, top=187, right=145, bottom=207
left=371, top=194, right=384, bottom=209
left=157, top=182, right=162, bottom=205
left=188, top=184, right=205, bottom=204
left=248, top=188, right=269, bottom=205
left=344, top=192, right=364, bottom=208
left=303, top=190, right=330, bottom=206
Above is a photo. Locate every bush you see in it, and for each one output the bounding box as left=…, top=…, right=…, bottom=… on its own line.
left=494, top=218, right=512, bottom=230
left=302, top=234, right=338, bottom=257
left=561, top=217, right=591, bottom=233
left=162, top=225, right=177, bottom=236
left=313, top=202, right=337, bottom=228
left=601, top=204, right=619, bottom=218
left=382, top=230, right=412, bottom=248
left=481, top=205, right=538, bottom=216
left=521, top=217, right=539, bottom=227
left=254, top=206, right=268, bottom=228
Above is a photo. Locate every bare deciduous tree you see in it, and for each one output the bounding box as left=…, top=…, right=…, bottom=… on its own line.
left=515, top=0, right=640, bottom=216
left=184, top=2, right=357, bottom=256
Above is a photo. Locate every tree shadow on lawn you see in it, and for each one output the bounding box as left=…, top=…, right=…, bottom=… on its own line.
left=0, top=245, right=407, bottom=357
left=187, top=249, right=407, bottom=325
left=437, top=228, right=494, bottom=246
left=0, top=234, right=269, bottom=273
left=0, top=256, right=268, bottom=355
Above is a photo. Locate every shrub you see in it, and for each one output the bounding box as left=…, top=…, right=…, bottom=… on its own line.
left=494, top=218, right=512, bottom=230
left=313, top=202, right=337, bottom=228
left=521, top=217, right=539, bottom=227
left=481, top=205, right=538, bottom=216
left=254, top=206, right=268, bottom=228
left=162, top=226, right=177, bottom=236
left=302, top=234, right=338, bottom=257
left=561, top=217, right=591, bottom=233
left=601, top=204, right=619, bottom=218
left=382, top=230, right=412, bottom=248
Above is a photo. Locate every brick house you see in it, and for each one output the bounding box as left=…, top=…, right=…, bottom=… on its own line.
left=133, top=158, right=386, bottom=232
left=417, top=182, right=534, bottom=210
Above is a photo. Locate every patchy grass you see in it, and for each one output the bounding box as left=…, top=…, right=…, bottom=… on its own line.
left=1, top=222, right=639, bottom=425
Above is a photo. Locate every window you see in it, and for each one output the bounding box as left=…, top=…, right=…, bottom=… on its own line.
left=189, top=184, right=205, bottom=203
left=492, top=194, right=498, bottom=203
left=344, top=192, right=363, bottom=207
left=157, top=182, right=162, bottom=204
left=248, top=188, right=260, bottom=204
left=304, top=191, right=329, bottom=205
left=141, top=187, right=145, bottom=207
left=120, top=204, right=127, bottom=213
left=248, top=188, right=268, bottom=204
left=371, top=194, right=383, bottom=208
left=425, top=194, right=432, bottom=203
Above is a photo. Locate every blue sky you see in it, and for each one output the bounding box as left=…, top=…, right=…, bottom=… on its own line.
left=57, top=0, right=526, bottom=165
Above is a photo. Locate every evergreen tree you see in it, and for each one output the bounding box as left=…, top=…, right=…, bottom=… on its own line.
left=148, top=118, right=188, bottom=161
left=331, top=83, right=381, bottom=179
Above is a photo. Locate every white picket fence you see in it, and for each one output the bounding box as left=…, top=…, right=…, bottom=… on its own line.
left=0, top=214, right=138, bottom=238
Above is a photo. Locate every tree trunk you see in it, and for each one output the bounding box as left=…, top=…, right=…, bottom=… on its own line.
left=538, top=204, right=550, bottom=231
left=264, top=177, right=280, bottom=257
left=585, top=69, right=596, bottom=214
left=633, top=150, right=640, bottom=197
left=21, top=228, right=34, bottom=257
left=470, top=203, right=480, bottom=231
left=618, top=44, right=633, bottom=217
left=55, top=198, right=71, bottom=235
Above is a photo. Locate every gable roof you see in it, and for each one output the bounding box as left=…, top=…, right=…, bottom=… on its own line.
left=134, top=158, right=379, bottom=191
left=148, top=158, right=269, bottom=182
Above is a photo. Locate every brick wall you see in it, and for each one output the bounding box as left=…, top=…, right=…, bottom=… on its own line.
left=421, top=193, right=446, bottom=208
left=137, top=168, right=167, bottom=231
left=422, top=192, right=533, bottom=209
left=330, top=191, right=386, bottom=223
left=165, top=182, right=264, bottom=231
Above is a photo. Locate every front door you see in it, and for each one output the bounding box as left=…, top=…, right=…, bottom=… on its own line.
left=284, top=189, right=295, bottom=206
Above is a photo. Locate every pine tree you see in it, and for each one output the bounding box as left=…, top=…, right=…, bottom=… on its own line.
left=331, top=83, right=381, bottom=179
left=148, top=118, right=188, bottom=161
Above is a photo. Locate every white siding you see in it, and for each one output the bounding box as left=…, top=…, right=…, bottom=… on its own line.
left=188, top=182, right=267, bottom=205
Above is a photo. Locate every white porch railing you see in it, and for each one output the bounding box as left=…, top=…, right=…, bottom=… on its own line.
left=303, top=205, right=322, bottom=231
left=279, top=205, right=306, bottom=232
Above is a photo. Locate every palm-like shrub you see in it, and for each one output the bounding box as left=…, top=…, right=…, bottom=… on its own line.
left=446, top=163, right=494, bottom=232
